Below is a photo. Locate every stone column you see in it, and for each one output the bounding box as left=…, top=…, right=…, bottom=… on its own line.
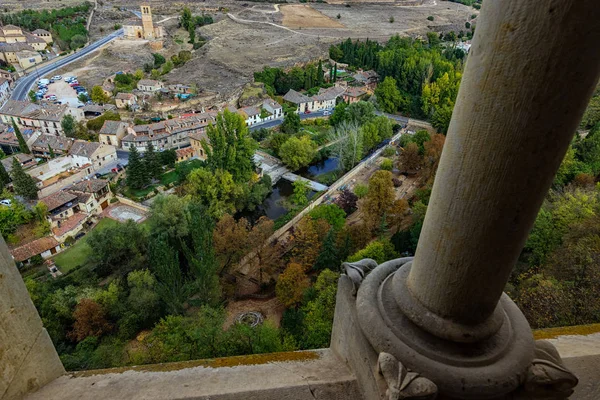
left=0, top=236, right=65, bottom=400
left=341, top=1, right=600, bottom=399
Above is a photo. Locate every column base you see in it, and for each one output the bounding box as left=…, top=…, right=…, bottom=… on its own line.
left=331, top=259, right=578, bottom=400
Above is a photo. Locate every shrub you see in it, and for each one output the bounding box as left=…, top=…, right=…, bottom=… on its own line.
left=427, top=16, right=434, bottom=21
left=380, top=158, right=393, bottom=171
left=114, top=24, right=122, bottom=30
left=389, top=16, right=394, bottom=23
left=337, top=13, right=341, bottom=19
left=354, top=183, right=368, bottom=198
left=465, top=21, right=471, bottom=29
left=383, top=146, right=396, bottom=157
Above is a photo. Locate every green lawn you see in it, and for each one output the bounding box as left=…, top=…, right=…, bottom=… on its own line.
left=160, top=170, right=178, bottom=185
left=52, top=218, right=120, bottom=274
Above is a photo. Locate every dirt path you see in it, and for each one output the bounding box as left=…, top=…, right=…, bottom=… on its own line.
left=227, top=13, right=347, bottom=39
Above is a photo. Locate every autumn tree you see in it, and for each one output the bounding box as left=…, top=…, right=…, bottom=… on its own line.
left=399, top=142, right=422, bottom=171
left=335, top=189, right=358, bottom=214
left=247, top=217, right=279, bottom=284
left=213, top=214, right=250, bottom=272
left=423, top=133, right=446, bottom=181
left=291, top=217, right=330, bottom=270
left=362, top=170, right=407, bottom=232
left=69, top=299, right=113, bottom=342
left=276, top=263, right=310, bottom=308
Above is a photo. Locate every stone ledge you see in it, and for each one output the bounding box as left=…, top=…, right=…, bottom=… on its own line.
left=25, top=349, right=361, bottom=400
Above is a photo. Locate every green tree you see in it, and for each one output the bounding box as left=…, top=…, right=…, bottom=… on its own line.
left=184, top=168, right=239, bottom=218
left=61, top=114, right=76, bottom=137
left=291, top=179, right=310, bottom=207
left=301, top=269, right=339, bottom=349
left=87, top=220, right=148, bottom=277
left=161, top=60, right=174, bottom=75
left=281, top=112, right=301, bottom=134
left=188, top=24, right=195, bottom=44
left=0, top=161, right=9, bottom=188
left=347, top=238, right=398, bottom=264
left=11, top=158, right=37, bottom=200
left=150, top=236, right=189, bottom=315
left=181, top=7, right=192, bottom=30
left=127, top=269, right=161, bottom=328
left=375, top=76, right=402, bottom=113
left=29, top=90, right=38, bottom=103
left=126, top=144, right=149, bottom=190
left=279, top=136, right=316, bottom=170
left=203, top=109, right=257, bottom=182
left=91, top=86, right=109, bottom=104
left=12, top=120, right=30, bottom=154
left=309, top=204, right=346, bottom=231
left=70, top=34, right=87, bottom=49
left=145, top=142, right=162, bottom=180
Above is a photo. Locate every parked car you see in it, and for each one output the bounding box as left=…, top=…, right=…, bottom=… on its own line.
left=0, top=199, right=12, bottom=206
left=323, top=111, right=331, bottom=116
left=111, top=164, right=124, bottom=173
left=304, top=110, right=311, bottom=114
left=74, top=231, right=86, bottom=240
left=69, top=82, right=80, bottom=87
left=52, top=75, right=62, bottom=80
left=64, top=76, right=76, bottom=82
left=94, top=173, right=103, bottom=179
left=38, top=79, right=50, bottom=85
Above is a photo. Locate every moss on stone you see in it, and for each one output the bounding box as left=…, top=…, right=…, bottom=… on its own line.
left=533, top=323, right=600, bottom=340
left=73, top=351, right=321, bottom=377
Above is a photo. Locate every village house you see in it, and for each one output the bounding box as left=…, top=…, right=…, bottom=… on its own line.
left=343, top=86, right=368, bottom=104
left=239, top=106, right=262, bottom=126
left=0, top=43, right=38, bottom=67
left=137, top=79, right=163, bottom=93
left=69, top=179, right=113, bottom=214
left=0, top=25, right=49, bottom=51
left=176, top=147, right=195, bottom=163
left=188, top=132, right=208, bottom=160
left=15, top=50, right=43, bottom=70
left=167, top=84, right=193, bottom=95
left=69, top=140, right=117, bottom=171
left=38, top=190, right=90, bottom=243
left=31, top=29, right=53, bottom=44
left=115, top=93, right=138, bottom=109
left=26, top=156, right=95, bottom=198
left=99, top=120, right=129, bottom=147
left=283, top=89, right=314, bottom=114
left=0, top=69, right=16, bottom=86
left=10, top=236, right=61, bottom=265
left=311, top=86, right=345, bottom=111
left=262, top=99, right=283, bottom=120
left=1, top=153, right=36, bottom=173
left=30, top=134, right=74, bottom=159
left=0, top=77, right=11, bottom=106
left=352, top=70, right=379, bottom=91
left=123, top=114, right=213, bottom=152
left=0, top=124, right=37, bottom=154
left=0, top=100, right=84, bottom=136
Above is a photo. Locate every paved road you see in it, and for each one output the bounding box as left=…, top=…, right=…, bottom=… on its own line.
left=249, top=110, right=329, bottom=131
left=11, top=29, right=124, bottom=101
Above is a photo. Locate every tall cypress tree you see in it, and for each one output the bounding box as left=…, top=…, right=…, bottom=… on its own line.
left=126, top=144, right=149, bottom=189
left=11, top=157, right=38, bottom=200
left=145, top=142, right=162, bottom=180
left=317, top=60, right=324, bottom=86
left=0, top=161, right=9, bottom=189
left=12, top=119, right=30, bottom=154
left=48, top=145, right=56, bottom=159
left=333, top=63, right=338, bottom=82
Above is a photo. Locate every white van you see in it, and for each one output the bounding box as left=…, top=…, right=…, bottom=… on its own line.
left=38, top=79, right=50, bottom=85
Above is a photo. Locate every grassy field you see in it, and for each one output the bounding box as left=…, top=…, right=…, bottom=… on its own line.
left=52, top=218, right=121, bottom=273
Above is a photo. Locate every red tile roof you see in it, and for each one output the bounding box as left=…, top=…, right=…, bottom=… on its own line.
left=11, top=236, right=59, bottom=262
left=52, top=212, right=88, bottom=238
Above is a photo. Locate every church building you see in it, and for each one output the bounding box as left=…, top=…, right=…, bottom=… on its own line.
left=123, top=4, right=165, bottom=40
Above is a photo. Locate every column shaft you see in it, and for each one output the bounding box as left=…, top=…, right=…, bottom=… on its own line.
left=409, top=0, right=600, bottom=325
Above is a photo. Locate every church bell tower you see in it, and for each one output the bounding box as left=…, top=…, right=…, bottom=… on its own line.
left=141, top=3, right=155, bottom=39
